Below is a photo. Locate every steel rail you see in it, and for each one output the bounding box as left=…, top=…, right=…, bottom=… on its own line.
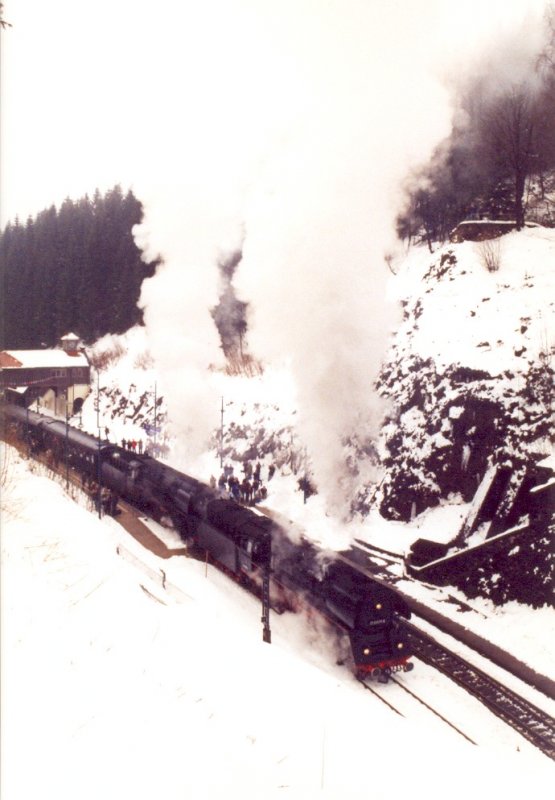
left=389, top=676, right=477, bottom=745
left=402, top=620, right=555, bottom=759
left=358, top=679, right=405, bottom=717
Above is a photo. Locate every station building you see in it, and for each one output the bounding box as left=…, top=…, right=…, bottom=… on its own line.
left=0, top=333, right=91, bottom=417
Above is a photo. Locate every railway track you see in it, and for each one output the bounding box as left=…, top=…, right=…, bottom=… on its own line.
left=359, top=674, right=479, bottom=745
left=401, top=619, right=555, bottom=760
left=5, top=433, right=554, bottom=758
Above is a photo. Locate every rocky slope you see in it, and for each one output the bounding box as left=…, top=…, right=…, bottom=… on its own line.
left=376, top=227, right=554, bottom=523
left=81, top=226, right=554, bottom=606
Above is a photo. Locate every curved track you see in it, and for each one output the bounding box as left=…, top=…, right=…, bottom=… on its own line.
left=401, top=619, right=555, bottom=759
left=4, top=430, right=554, bottom=758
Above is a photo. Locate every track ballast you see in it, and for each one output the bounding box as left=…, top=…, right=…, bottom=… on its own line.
left=401, top=619, right=555, bottom=759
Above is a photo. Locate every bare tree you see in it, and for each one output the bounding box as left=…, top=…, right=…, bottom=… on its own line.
left=537, top=3, right=555, bottom=84
left=397, top=8, right=555, bottom=245
left=481, top=86, right=539, bottom=229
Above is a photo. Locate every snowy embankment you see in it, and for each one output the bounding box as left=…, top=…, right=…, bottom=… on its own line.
left=77, top=228, right=555, bottom=678
left=1, top=445, right=554, bottom=800
left=378, top=226, right=555, bottom=522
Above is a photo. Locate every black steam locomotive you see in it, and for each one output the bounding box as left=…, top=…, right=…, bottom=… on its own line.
left=2, top=402, right=413, bottom=681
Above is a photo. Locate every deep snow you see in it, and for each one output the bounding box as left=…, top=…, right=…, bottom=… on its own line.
left=2, top=227, right=554, bottom=797
left=1, top=445, right=554, bottom=800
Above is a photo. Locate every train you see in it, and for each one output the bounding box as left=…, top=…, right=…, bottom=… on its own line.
left=1, top=402, right=413, bottom=682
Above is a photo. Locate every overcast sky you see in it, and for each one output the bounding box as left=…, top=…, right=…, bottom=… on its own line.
left=0, top=0, right=548, bottom=226
left=1, top=0, right=549, bottom=508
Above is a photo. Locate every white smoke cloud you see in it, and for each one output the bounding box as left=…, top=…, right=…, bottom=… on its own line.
left=4, top=0, right=546, bottom=508
left=129, top=0, right=549, bottom=509
left=233, top=3, right=453, bottom=510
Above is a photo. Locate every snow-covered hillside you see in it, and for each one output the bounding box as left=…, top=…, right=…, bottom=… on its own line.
left=82, top=227, right=553, bottom=531
left=378, top=226, right=554, bottom=523
left=2, top=228, right=554, bottom=800
left=74, top=225, right=554, bottom=610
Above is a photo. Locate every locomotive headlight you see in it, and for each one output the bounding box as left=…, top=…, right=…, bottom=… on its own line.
left=363, top=647, right=371, bottom=656
left=396, top=642, right=404, bottom=650
left=375, top=603, right=382, bottom=610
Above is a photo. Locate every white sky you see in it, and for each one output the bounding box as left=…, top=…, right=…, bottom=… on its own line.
left=0, top=0, right=548, bottom=225
left=1, top=0, right=550, bottom=510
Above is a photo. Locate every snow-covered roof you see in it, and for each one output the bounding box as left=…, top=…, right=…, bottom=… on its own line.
left=1, top=349, right=89, bottom=368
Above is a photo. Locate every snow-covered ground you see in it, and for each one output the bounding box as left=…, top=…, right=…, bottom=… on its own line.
left=77, top=315, right=555, bottom=682
left=1, top=444, right=554, bottom=800
left=3, top=227, right=554, bottom=797
left=389, top=227, right=555, bottom=375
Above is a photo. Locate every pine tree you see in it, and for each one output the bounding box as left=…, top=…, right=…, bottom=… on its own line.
left=0, top=186, right=159, bottom=348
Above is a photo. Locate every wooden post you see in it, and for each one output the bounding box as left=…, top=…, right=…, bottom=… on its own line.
left=153, top=382, right=157, bottom=455
left=262, top=565, right=271, bottom=643
left=96, top=370, right=102, bottom=519
left=261, top=530, right=272, bottom=644
left=320, top=726, right=326, bottom=790
left=220, top=396, right=224, bottom=469
left=65, top=401, right=69, bottom=490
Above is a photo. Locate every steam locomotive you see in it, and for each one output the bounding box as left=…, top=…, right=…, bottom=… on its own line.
left=1, top=402, right=413, bottom=681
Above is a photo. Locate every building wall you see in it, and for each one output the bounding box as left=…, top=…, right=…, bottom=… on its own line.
left=0, top=365, right=90, bottom=389
left=37, top=383, right=91, bottom=417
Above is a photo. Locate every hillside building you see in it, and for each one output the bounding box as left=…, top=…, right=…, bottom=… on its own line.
left=0, top=333, right=91, bottom=417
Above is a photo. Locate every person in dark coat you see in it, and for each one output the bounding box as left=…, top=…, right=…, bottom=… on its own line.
left=231, top=478, right=241, bottom=501
left=241, top=478, right=252, bottom=504
left=108, top=491, right=119, bottom=516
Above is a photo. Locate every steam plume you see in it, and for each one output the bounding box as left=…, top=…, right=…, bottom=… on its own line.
left=131, top=0, right=548, bottom=510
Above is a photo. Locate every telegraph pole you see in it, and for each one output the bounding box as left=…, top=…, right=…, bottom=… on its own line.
left=96, top=370, right=102, bottom=519
left=262, top=565, right=272, bottom=644
left=153, top=382, right=157, bottom=455
left=220, top=396, right=224, bottom=469
left=261, top=531, right=272, bottom=644
left=65, top=392, right=69, bottom=490
left=65, top=385, right=74, bottom=490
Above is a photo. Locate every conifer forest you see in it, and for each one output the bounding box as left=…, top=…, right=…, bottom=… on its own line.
left=0, top=186, right=159, bottom=348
